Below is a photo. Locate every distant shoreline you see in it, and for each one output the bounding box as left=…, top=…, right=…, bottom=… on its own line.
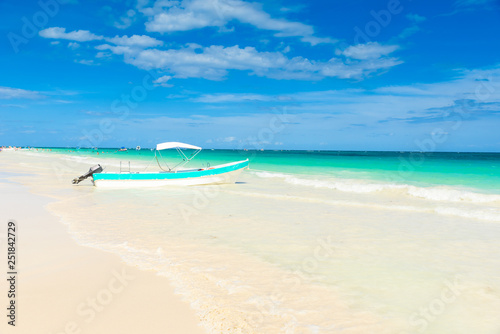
left=5, top=146, right=500, bottom=154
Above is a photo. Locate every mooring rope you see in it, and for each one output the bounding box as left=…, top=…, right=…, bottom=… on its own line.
left=155, top=150, right=171, bottom=172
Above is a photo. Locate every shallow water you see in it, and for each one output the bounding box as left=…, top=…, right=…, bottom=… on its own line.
left=40, top=148, right=500, bottom=192
left=6, top=149, right=500, bottom=333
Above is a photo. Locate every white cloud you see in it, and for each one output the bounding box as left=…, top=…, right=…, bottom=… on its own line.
left=57, top=63, right=500, bottom=151
left=397, top=25, right=421, bottom=39
left=341, top=42, right=399, bottom=60
left=96, top=51, right=112, bottom=59
left=96, top=43, right=284, bottom=80
left=105, top=34, right=164, bottom=47
left=441, top=0, right=498, bottom=16
left=68, top=42, right=80, bottom=49
left=406, top=13, right=426, bottom=23
left=394, top=13, right=426, bottom=40
left=39, top=27, right=102, bottom=42
left=0, top=87, right=41, bottom=100
left=375, top=66, right=500, bottom=100
left=153, top=75, right=173, bottom=87
left=40, top=27, right=163, bottom=48
left=75, top=59, right=96, bottom=66
left=194, top=93, right=272, bottom=103
left=115, top=9, right=138, bottom=29
left=42, top=25, right=400, bottom=82
left=139, top=0, right=335, bottom=45
left=190, top=65, right=500, bottom=127
left=100, top=5, right=138, bottom=29
left=96, top=42, right=402, bottom=81
left=455, top=0, right=496, bottom=7
left=319, top=57, right=403, bottom=79
left=171, top=64, right=500, bottom=147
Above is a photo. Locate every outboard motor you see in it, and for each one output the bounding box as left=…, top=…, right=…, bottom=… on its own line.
left=72, top=164, right=103, bottom=184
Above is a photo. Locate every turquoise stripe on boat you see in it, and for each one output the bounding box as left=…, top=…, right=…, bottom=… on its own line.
left=93, top=159, right=248, bottom=181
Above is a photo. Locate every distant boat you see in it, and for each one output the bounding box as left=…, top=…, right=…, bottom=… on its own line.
left=118, top=147, right=127, bottom=151
left=73, top=142, right=249, bottom=187
left=136, top=146, right=141, bottom=150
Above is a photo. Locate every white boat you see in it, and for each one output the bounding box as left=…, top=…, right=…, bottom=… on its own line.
left=73, top=142, right=249, bottom=187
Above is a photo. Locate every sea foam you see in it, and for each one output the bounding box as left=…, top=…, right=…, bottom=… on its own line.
left=253, top=171, right=500, bottom=205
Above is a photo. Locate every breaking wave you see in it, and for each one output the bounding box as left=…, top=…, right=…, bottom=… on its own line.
left=253, top=171, right=500, bottom=205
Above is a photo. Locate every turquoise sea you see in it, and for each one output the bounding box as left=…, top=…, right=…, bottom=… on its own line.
left=39, top=147, right=500, bottom=194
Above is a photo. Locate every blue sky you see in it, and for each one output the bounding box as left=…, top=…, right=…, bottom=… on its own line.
left=1, top=0, right=500, bottom=150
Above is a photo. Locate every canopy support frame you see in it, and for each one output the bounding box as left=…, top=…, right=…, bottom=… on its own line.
left=154, top=143, right=202, bottom=172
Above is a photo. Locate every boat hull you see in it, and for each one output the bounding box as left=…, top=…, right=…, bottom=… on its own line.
left=92, top=159, right=248, bottom=187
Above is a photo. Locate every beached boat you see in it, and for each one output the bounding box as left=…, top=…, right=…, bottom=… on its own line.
left=73, top=142, right=249, bottom=187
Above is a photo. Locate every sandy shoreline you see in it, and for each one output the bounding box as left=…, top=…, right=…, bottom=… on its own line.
left=0, top=158, right=205, bottom=333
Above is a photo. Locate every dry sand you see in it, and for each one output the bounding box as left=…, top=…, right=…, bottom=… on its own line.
left=0, top=171, right=205, bottom=334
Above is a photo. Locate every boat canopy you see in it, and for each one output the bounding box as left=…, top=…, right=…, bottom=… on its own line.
left=154, top=142, right=202, bottom=172
left=156, top=142, right=202, bottom=151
